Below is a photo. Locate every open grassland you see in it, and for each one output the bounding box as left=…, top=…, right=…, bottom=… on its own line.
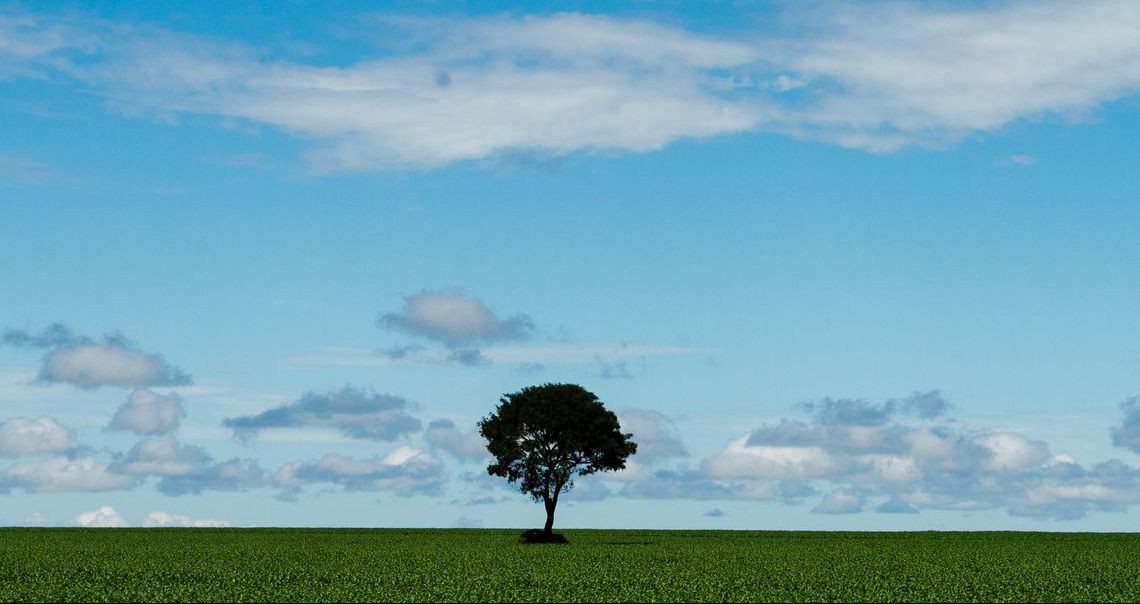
left=0, top=528, right=1136, bottom=602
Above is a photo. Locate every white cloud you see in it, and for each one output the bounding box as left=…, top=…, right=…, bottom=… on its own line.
left=2, top=4, right=1140, bottom=165
left=976, top=432, right=1050, bottom=471
left=0, top=416, right=73, bottom=457
left=143, top=511, right=230, bottom=528
left=703, top=436, right=836, bottom=479
left=1, top=10, right=761, bottom=170
left=380, top=290, right=533, bottom=346
left=107, top=389, right=185, bottom=435
left=769, top=1, right=1140, bottom=150
left=862, top=454, right=920, bottom=484
left=1, top=456, right=136, bottom=492
left=3, top=3, right=1137, bottom=166
left=623, top=392, right=1140, bottom=520
left=110, top=436, right=264, bottom=495
left=275, top=447, right=445, bottom=497
left=113, top=436, right=211, bottom=477
left=75, top=506, right=128, bottom=527
left=223, top=386, right=421, bottom=442
left=39, top=344, right=190, bottom=389
left=618, top=409, right=687, bottom=463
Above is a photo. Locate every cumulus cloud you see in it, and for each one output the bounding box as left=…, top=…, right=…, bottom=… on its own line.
left=107, top=389, right=185, bottom=435
left=2, top=324, right=190, bottom=389
left=110, top=436, right=265, bottom=496
left=75, top=506, right=128, bottom=528
left=379, top=290, right=533, bottom=347
left=143, top=511, right=230, bottom=528
left=39, top=345, right=190, bottom=389
left=223, top=385, right=422, bottom=442
left=111, top=436, right=212, bottom=477
left=275, top=447, right=445, bottom=497
left=424, top=419, right=487, bottom=460
left=1111, top=397, right=1140, bottom=454
left=1, top=456, right=137, bottom=493
left=0, top=416, right=74, bottom=457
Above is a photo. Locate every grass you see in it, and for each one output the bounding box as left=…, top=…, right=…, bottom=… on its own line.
left=0, top=528, right=1136, bottom=602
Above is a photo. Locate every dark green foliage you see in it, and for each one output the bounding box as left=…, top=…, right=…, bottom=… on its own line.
left=478, top=383, right=636, bottom=535
left=0, top=529, right=1137, bottom=602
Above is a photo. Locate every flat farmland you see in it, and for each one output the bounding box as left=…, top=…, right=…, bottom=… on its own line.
left=0, top=529, right=1136, bottom=602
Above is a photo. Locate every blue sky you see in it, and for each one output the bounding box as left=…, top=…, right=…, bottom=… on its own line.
left=2, top=0, right=1140, bottom=530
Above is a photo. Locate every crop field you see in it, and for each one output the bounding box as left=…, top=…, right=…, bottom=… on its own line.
left=0, top=528, right=1136, bottom=602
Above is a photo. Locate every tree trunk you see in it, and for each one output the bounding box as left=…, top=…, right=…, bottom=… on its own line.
left=543, top=498, right=555, bottom=536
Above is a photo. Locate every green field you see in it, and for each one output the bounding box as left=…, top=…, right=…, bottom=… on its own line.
left=0, top=528, right=1136, bottom=602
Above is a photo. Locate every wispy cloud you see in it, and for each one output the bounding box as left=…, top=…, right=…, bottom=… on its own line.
left=274, top=447, right=445, bottom=499
left=5, top=3, right=1140, bottom=167
left=0, top=153, right=65, bottom=186
left=764, top=0, right=1140, bottom=150
left=222, top=385, right=422, bottom=442
left=287, top=341, right=702, bottom=369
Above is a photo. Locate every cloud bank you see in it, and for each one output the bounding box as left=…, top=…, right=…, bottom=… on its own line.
left=619, top=391, right=1140, bottom=520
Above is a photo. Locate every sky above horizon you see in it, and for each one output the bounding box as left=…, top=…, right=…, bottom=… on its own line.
left=3, top=0, right=1140, bottom=530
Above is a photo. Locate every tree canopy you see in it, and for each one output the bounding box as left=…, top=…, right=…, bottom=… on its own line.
left=478, top=383, right=636, bottom=539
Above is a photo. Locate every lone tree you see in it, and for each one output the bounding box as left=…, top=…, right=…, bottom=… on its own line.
left=478, top=383, right=636, bottom=541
